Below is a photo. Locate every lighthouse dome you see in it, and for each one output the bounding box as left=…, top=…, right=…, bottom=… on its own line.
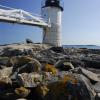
left=42, top=0, right=64, bottom=11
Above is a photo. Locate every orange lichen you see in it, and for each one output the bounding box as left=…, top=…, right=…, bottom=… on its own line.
left=61, top=75, right=78, bottom=87
left=44, top=64, right=58, bottom=75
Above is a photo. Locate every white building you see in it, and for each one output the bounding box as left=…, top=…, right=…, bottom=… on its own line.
left=42, top=0, right=64, bottom=46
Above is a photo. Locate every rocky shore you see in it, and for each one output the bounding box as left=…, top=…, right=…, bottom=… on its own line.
left=0, top=42, right=100, bottom=100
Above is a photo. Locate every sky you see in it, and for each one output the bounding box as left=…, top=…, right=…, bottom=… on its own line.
left=0, top=0, right=100, bottom=45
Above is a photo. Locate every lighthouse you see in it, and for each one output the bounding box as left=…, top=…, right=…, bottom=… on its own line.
left=41, top=0, right=64, bottom=46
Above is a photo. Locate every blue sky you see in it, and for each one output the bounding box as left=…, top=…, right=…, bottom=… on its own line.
left=0, top=0, right=100, bottom=45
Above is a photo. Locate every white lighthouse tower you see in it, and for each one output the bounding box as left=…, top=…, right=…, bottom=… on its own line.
left=41, top=0, right=64, bottom=46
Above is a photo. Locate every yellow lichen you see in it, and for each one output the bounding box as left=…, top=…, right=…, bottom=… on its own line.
left=44, top=64, right=58, bottom=75
left=15, top=87, right=30, bottom=97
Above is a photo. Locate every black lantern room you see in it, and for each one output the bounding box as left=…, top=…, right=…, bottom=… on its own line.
left=42, top=0, right=64, bottom=11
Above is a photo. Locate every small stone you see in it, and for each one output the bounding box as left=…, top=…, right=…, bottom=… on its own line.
left=9, top=56, right=33, bottom=67
left=0, top=67, right=13, bottom=78
left=16, top=98, right=27, bottom=100
left=0, top=57, right=9, bottom=66
left=17, top=59, right=42, bottom=74
left=26, top=38, right=34, bottom=44
left=17, top=73, right=42, bottom=87
left=15, top=87, right=30, bottom=98
left=98, top=93, right=100, bottom=97
left=0, top=77, right=12, bottom=85
left=93, top=82, right=100, bottom=93
left=55, top=60, right=74, bottom=71
left=77, top=67, right=100, bottom=82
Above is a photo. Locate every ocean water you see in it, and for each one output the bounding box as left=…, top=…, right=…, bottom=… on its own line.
left=63, top=45, right=100, bottom=49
